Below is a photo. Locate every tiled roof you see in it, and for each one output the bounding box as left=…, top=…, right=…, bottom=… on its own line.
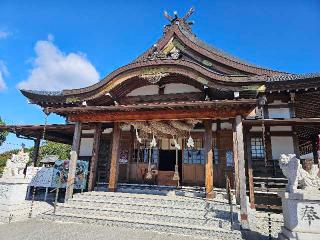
left=21, top=89, right=63, bottom=96
left=266, top=73, right=320, bottom=82
left=178, top=25, right=284, bottom=75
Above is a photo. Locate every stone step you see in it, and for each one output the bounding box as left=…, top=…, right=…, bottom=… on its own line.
left=71, top=192, right=235, bottom=210
left=43, top=212, right=243, bottom=239
left=95, top=185, right=231, bottom=200
left=56, top=204, right=239, bottom=229
left=63, top=198, right=237, bottom=217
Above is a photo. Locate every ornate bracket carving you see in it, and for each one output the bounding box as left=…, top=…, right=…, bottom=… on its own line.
left=140, top=73, right=169, bottom=84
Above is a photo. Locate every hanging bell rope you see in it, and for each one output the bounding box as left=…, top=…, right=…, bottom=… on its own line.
left=135, top=128, right=142, bottom=144
left=258, top=96, right=268, bottom=168
left=172, top=136, right=181, bottom=186
left=145, top=134, right=156, bottom=180
left=42, top=107, right=50, bottom=141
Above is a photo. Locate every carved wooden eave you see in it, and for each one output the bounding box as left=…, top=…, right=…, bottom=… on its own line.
left=44, top=99, right=257, bottom=122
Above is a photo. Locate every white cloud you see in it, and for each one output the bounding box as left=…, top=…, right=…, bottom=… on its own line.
left=18, top=35, right=100, bottom=91
left=0, top=30, right=10, bottom=39
left=0, top=61, right=8, bottom=91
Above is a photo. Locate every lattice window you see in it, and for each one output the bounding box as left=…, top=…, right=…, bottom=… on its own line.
left=213, top=137, right=219, bottom=164
left=226, top=150, right=233, bottom=167
left=183, top=149, right=205, bottom=164
left=251, top=137, right=265, bottom=160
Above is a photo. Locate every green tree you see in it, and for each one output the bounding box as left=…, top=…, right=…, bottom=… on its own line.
left=38, top=141, right=71, bottom=160
left=0, top=141, right=71, bottom=174
left=0, top=117, right=8, bottom=146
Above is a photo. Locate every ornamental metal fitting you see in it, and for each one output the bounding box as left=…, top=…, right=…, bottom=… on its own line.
left=140, top=73, right=169, bottom=84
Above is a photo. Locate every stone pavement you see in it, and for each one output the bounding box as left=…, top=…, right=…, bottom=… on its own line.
left=0, top=219, right=211, bottom=240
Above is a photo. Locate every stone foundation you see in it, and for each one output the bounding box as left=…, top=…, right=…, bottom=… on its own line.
left=278, top=190, right=320, bottom=240
left=0, top=178, right=30, bottom=223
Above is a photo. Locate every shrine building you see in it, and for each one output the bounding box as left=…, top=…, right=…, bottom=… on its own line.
left=1, top=9, right=320, bottom=214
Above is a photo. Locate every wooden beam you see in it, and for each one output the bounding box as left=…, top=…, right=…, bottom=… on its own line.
left=235, top=115, right=250, bottom=229
left=48, top=99, right=257, bottom=113
left=32, top=136, right=41, bottom=167
left=87, top=123, right=102, bottom=191
left=69, top=108, right=251, bottom=122
left=204, top=120, right=214, bottom=198
left=243, top=118, right=320, bottom=126
left=108, top=122, right=121, bottom=192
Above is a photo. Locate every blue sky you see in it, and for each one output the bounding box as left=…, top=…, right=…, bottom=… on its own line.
left=0, top=0, right=319, bottom=151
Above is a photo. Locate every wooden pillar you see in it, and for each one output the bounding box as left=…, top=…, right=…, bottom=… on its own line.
left=65, top=121, right=82, bottom=201
left=88, top=123, right=102, bottom=191
left=108, top=122, right=121, bottom=192
left=216, top=121, right=222, bottom=187
left=71, top=121, right=82, bottom=152
left=65, top=151, right=77, bottom=201
left=264, top=126, right=273, bottom=173
left=32, top=136, right=41, bottom=167
left=292, top=127, right=300, bottom=158
left=204, top=120, right=214, bottom=198
left=232, top=122, right=240, bottom=204
left=235, top=115, right=250, bottom=228
left=244, top=128, right=255, bottom=209
left=126, top=126, right=134, bottom=182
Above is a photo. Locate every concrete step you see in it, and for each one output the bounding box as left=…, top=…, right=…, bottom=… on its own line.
left=44, top=212, right=243, bottom=239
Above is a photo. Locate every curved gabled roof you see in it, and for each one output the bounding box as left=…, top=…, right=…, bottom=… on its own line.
left=134, top=23, right=285, bottom=76
left=20, top=14, right=319, bottom=108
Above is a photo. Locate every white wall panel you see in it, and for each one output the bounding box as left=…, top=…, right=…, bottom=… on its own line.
left=164, top=83, right=201, bottom=94
left=268, top=108, right=291, bottom=119
left=271, top=136, right=294, bottom=160
left=79, top=138, right=94, bottom=156
left=127, top=85, right=159, bottom=96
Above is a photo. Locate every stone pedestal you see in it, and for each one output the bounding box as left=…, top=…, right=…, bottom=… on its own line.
left=278, top=190, right=320, bottom=240
left=0, top=178, right=30, bottom=223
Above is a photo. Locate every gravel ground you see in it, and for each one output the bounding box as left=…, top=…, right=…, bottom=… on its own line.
left=0, top=219, right=211, bottom=240
left=248, top=211, right=283, bottom=240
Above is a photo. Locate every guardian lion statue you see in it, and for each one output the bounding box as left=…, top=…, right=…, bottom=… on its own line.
left=2, top=148, right=29, bottom=178
left=279, top=154, right=320, bottom=192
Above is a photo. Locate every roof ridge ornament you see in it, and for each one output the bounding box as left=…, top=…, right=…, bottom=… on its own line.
left=163, top=7, right=195, bottom=31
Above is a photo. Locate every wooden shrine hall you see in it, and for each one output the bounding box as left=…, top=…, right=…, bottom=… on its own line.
left=2, top=9, right=320, bottom=217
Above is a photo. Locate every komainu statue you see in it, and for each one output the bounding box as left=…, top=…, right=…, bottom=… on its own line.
left=279, top=154, right=320, bottom=192
left=2, top=148, right=29, bottom=178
